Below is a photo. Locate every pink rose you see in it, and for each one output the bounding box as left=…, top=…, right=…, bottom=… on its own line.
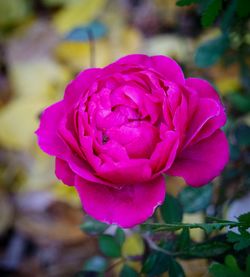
left=36, top=54, right=229, bottom=228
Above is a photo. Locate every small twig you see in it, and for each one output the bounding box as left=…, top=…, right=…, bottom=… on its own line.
left=142, top=234, right=176, bottom=256
left=105, top=257, right=125, bottom=273
left=86, top=28, right=95, bottom=68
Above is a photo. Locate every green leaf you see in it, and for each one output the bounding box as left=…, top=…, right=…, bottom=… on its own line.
left=178, top=227, right=190, bottom=250
left=99, top=235, right=121, bottom=258
left=160, top=194, right=183, bottom=224
left=201, top=0, right=222, bottom=27
left=185, top=241, right=230, bottom=257
left=220, top=0, right=237, bottom=31
left=209, top=255, right=246, bottom=277
left=176, top=0, right=199, bottom=6
left=195, top=35, right=229, bottom=68
left=178, top=184, right=212, bottom=213
left=227, top=231, right=250, bottom=251
left=230, top=143, right=241, bottom=161
left=83, top=256, right=107, bottom=272
left=238, top=212, right=250, bottom=224
left=120, top=265, right=139, bottom=277
left=141, top=252, right=170, bottom=276
left=235, top=125, right=250, bottom=147
left=168, top=258, right=185, bottom=277
left=115, top=228, right=126, bottom=246
left=225, top=255, right=241, bottom=272
left=227, top=93, right=250, bottom=113
left=80, top=216, right=108, bottom=235
left=209, top=263, right=235, bottom=277
left=246, top=255, right=250, bottom=275
left=237, top=0, right=250, bottom=18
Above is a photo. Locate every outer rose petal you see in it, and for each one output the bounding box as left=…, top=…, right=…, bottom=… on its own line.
left=186, top=78, right=220, bottom=101
left=35, top=101, right=67, bottom=157
left=75, top=175, right=166, bottom=228
left=116, top=54, right=185, bottom=84
left=167, top=130, right=229, bottom=187
left=55, top=158, right=75, bottom=186
left=64, top=68, right=102, bottom=106
left=150, top=55, right=185, bottom=84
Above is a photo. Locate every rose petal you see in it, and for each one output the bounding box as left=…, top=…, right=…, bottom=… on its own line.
left=35, top=101, right=67, bottom=157
left=55, top=158, right=75, bottom=186
left=183, top=98, right=221, bottom=147
left=167, top=130, right=229, bottom=187
left=186, top=78, right=220, bottom=101
left=150, top=131, right=179, bottom=173
left=75, top=175, right=166, bottom=228
left=150, top=55, right=185, bottom=84
left=64, top=68, right=102, bottom=107
left=116, top=54, right=150, bottom=67
left=58, top=111, right=82, bottom=157
left=116, top=54, right=185, bottom=84
left=97, top=158, right=152, bottom=184
left=185, top=78, right=227, bottom=145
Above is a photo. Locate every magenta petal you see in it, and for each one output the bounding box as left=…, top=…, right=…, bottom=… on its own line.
left=116, top=54, right=150, bottom=66
left=55, top=158, right=75, bottom=186
left=150, top=56, right=185, bottom=84
left=150, top=131, right=179, bottom=174
left=167, top=130, right=229, bottom=187
left=35, top=101, right=67, bottom=157
left=64, top=68, right=101, bottom=106
left=183, top=98, right=220, bottom=147
left=97, top=159, right=152, bottom=184
left=186, top=78, right=220, bottom=101
left=75, top=175, right=166, bottom=228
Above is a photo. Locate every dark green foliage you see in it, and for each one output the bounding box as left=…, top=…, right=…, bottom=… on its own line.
left=120, top=265, right=139, bottom=277
left=195, top=35, right=229, bottom=67
left=183, top=241, right=231, bottom=257
left=168, top=258, right=185, bottom=277
left=98, top=234, right=122, bottom=257
left=160, top=194, right=183, bottom=223
left=142, top=220, right=239, bottom=234
left=115, top=228, right=126, bottom=246
left=80, top=216, right=108, bottom=235
left=238, top=212, right=250, bottom=224
left=227, top=94, right=250, bottom=113
left=178, top=184, right=212, bottom=213
left=209, top=255, right=249, bottom=277
left=178, top=227, right=190, bottom=250
left=227, top=231, right=250, bottom=251
left=176, top=0, right=199, bottom=6
left=236, top=0, right=250, bottom=17
left=141, top=251, right=171, bottom=276
left=201, top=0, right=223, bottom=27
left=221, top=0, right=237, bottom=31
left=234, top=125, right=250, bottom=147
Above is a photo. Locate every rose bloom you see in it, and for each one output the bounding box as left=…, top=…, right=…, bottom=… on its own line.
left=36, top=55, right=229, bottom=228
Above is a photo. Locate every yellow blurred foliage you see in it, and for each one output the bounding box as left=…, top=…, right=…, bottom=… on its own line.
left=0, top=0, right=32, bottom=27
left=53, top=0, right=107, bottom=34
left=55, top=39, right=111, bottom=70
left=122, top=233, right=144, bottom=257
left=215, top=77, right=241, bottom=95
left=52, top=182, right=80, bottom=206
left=183, top=213, right=204, bottom=242
left=0, top=58, right=71, bottom=150
left=0, top=97, right=50, bottom=150
left=9, top=59, right=71, bottom=99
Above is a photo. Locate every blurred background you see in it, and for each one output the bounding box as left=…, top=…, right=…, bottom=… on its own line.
left=0, top=0, right=249, bottom=276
